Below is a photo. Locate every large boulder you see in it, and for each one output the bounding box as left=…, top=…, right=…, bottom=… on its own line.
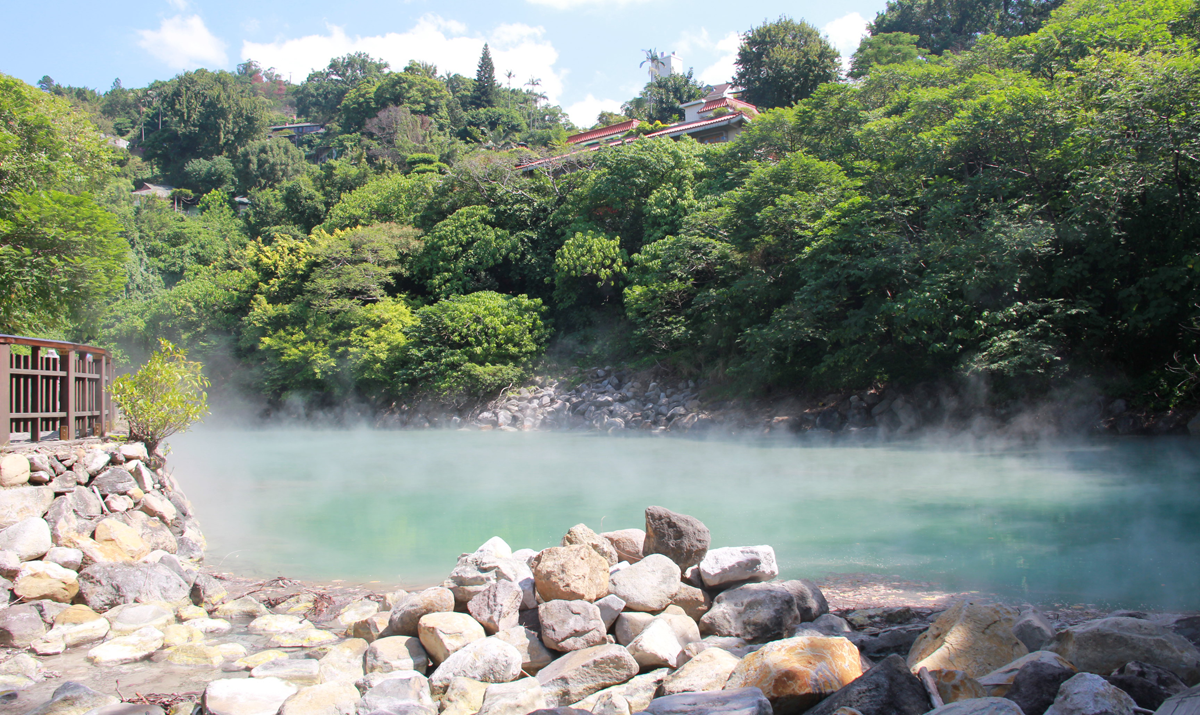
left=778, top=579, right=829, bottom=622
left=539, top=600, right=607, bottom=652
left=562, top=524, right=618, bottom=566
left=388, top=587, right=455, bottom=637
left=0, top=486, right=54, bottom=529
left=536, top=643, right=639, bottom=707
left=469, top=580, right=524, bottom=635
left=22, top=682, right=119, bottom=715
left=1049, top=617, right=1200, bottom=685
left=86, top=626, right=164, bottom=665
left=660, top=646, right=741, bottom=695
left=0, top=454, right=31, bottom=487
left=569, top=669, right=667, bottom=713
left=477, top=677, right=548, bottom=715
left=495, top=626, right=554, bottom=675
left=358, top=672, right=434, bottom=714
left=0, top=603, right=47, bottom=647
left=1003, top=660, right=1076, bottom=715
left=627, top=618, right=685, bottom=669
left=640, top=687, right=772, bottom=715
left=1014, top=610, right=1056, bottom=652
left=77, top=562, right=190, bottom=611
left=1043, top=673, right=1136, bottom=715
left=601, top=529, right=644, bottom=564
left=532, top=545, right=610, bottom=602
left=0, top=517, right=52, bottom=561
left=726, top=636, right=864, bottom=714
left=1106, top=661, right=1188, bottom=711
left=365, top=636, right=428, bottom=674
left=643, top=506, right=709, bottom=570
left=316, top=637, right=369, bottom=684
left=418, top=612, right=486, bottom=665
left=14, top=560, right=78, bottom=603
left=279, top=682, right=361, bottom=715
left=925, top=699, right=1025, bottom=715
left=608, top=554, right=681, bottom=612
left=977, top=651, right=1078, bottom=698
left=908, top=600, right=1029, bottom=678
left=700, top=582, right=802, bottom=642
left=698, top=546, right=778, bottom=589
left=803, top=654, right=932, bottom=715
left=427, top=637, right=523, bottom=697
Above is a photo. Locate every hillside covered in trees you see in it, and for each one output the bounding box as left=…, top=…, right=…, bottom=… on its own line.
left=4, top=0, right=1200, bottom=414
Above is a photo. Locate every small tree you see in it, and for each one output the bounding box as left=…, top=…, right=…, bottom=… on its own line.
left=110, top=339, right=209, bottom=455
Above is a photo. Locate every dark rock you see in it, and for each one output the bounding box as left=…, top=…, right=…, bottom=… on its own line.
left=778, top=579, right=829, bottom=621
left=91, top=468, right=136, bottom=495
left=1107, top=661, right=1187, bottom=711
left=848, top=624, right=927, bottom=659
left=24, top=681, right=119, bottom=715
left=803, top=654, right=931, bottom=715
left=644, top=506, right=710, bottom=570
left=1004, top=660, right=1075, bottom=715
left=190, top=573, right=228, bottom=608
left=0, top=603, right=46, bottom=647
left=1175, top=616, right=1200, bottom=649
left=815, top=409, right=844, bottom=432
left=699, top=582, right=801, bottom=643
left=77, top=563, right=190, bottom=611
left=639, top=687, right=772, bottom=715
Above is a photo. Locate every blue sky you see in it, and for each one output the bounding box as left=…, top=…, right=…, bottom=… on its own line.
left=3, top=0, right=889, bottom=127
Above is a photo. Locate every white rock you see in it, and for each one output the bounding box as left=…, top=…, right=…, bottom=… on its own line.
left=248, top=615, right=313, bottom=635
left=627, top=618, right=684, bottom=668
left=607, top=554, right=681, bottom=612
left=204, top=677, right=300, bottom=715
left=0, top=517, right=52, bottom=561
left=477, top=677, right=547, bottom=715
left=87, top=626, right=164, bottom=665
left=428, top=637, right=523, bottom=696
left=251, top=658, right=321, bottom=687
left=698, top=546, right=778, bottom=588
left=1044, top=673, right=1136, bottom=715
left=45, top=546, right=83, bottom=571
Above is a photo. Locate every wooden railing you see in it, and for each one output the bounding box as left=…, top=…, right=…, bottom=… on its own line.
left=1, top=335, right=114, bottom=445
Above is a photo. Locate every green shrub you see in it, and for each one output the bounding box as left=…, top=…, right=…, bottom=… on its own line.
left=552, top=230, right=627, bottom=306
left=110, top=339, right=209, bottom=454
left=398, top=291, right=549, bottom=401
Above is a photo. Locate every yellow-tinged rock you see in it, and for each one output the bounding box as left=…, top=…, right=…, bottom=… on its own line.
left=162, top=624, right=206, bottom=647
left=54, top=604, right=102, bottom=626
left=214, top=642, right=248, bottom=661
left=442, top=677, right=488, bottom=715
left=418, top=612, right=485, bottom=664
left=907, top=600, right=1029, bottom=679
left=348, top=613, right=390, bottom=642
left=279, top=682, right=361, bottom=715
left=932, top=669, right=988, bottom=703
left=268, top=629, right=338, bottom=648
left=726, top=636, right=864, bottom=713
left=14, top=561, right=79, bottom=603
left=976, top=651, right=1077, bottom=697
left=235, top=649, right=291, bottom=671
left=177, top=605, right=208, bottom=621
left=166, top=644, right=224, bottom=667
left=93, top=518, right=151, bottom=561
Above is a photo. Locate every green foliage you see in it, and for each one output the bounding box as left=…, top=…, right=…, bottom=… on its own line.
left=398, top=291, right=549, bottom=400
left=469, top=44, right=499, bottom=110
left=416, top=205, right=519, bottom=298
left=321, top=172, right=439, bottom=232
left=850, top=33, right=924, bottom=78
left=141, top=69, right=270, bottom=181
left=184, top=156, right=237, bottom=194
left=870, top=0, right=1065, bottom=54
left=234, top=138, right=308, bottom=191
left=0, top=190, right=126, bottom=335
left=622, top=71, right=707, bottom=124
left=110, top=339, right=209, bottom=454
left=734, top=17, right=842, bottom=109
left=296, top=52, right=390, bottom=123
left=553, top=231, right=628, bottom=306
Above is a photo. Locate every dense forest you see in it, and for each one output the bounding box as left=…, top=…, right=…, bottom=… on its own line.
left=4, top=0, right=1200, bottom=413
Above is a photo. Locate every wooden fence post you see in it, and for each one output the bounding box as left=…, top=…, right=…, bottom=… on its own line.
left=64, top=350, right=76, bottom=440
left=29, top=347, right=40, bottom=443
left=0, top=344, right=9, bottom=446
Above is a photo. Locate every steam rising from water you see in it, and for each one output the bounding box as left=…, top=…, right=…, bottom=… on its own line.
left=169, top=427, right=1200, bottom=609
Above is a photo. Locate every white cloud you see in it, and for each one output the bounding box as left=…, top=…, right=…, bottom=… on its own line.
left=564, top=94, right=623, bottom=128
left=137, top=15, right=228, bottom=69
left=241, top=14, right=565, bottom=103
left=166, top=0, right=188, bottom=10
left=697, top=31, right=741, bottom=86
left=525, top=0, right=651, bottom=8
left=823, top=12, right=869, bottom=66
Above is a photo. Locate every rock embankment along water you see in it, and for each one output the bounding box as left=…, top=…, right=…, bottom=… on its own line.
left=425, top=367, right=1200, bottom=437
left=0, top=440, right=206, bottom=632
left=2, top=504, right=1199, bottom=715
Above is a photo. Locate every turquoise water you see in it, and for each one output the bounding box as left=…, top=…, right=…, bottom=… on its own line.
left=169, top=429, right=1200, bottom=610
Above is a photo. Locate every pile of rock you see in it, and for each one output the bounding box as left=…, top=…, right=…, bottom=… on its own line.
left=5, top=504, right=1199, bottom=715
left=474, top=370, right=707, bottom=433
left=0, top=440, right=206, bottom=613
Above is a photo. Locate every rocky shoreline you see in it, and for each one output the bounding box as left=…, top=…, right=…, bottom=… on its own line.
left=0, top=461, right=1194, bottom=715
left=382, top=367, right=1200, bottom=439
